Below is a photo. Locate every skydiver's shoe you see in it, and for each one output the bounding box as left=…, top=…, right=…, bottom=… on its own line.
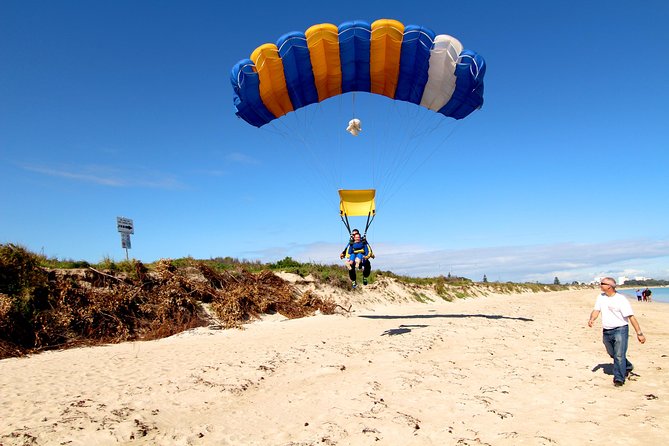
left=352, top=281, right=357, bottom=289
left=363, top=278, right=368, bottom=285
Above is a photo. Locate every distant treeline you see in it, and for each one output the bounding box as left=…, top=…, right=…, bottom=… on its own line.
left=623, top=279, right=669, bottom=286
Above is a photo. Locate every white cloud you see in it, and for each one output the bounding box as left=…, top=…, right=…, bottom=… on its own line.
left=22, top=164, right=185, bottom=189
left=243, top=238, right=669, bottom=283
left=226, top=152, right=259, bottom=165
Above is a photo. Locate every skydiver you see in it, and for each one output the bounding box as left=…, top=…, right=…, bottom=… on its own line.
left=340, top=228, right=374, bottom=288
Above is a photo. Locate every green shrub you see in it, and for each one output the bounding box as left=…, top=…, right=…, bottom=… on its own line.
left=0, top=243, right=52, bottom=348
left=0, top=244, right=48, bottom=296
left=269, top=256, right=302, bottom=269
left=92, top=257, right=137, bottom=276
left=40, top=258, right=91, bottom=269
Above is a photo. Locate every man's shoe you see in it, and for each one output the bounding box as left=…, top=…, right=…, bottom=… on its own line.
left=352, top=281, right=357, bottom=289
left=614, top=380, right=624, bottom=387
left=362, top=278, right=368, bottom=285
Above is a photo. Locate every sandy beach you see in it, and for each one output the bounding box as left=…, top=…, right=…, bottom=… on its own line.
left=1, top=288, right=667, bottom=445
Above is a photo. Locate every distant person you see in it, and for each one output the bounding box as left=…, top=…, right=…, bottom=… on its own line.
left=645, top=288, right=652, bottom=302
left=340, top=229, right=374, bottom=288
left=588, top=277, right=646, bottom=386
left=642, top=288, right=650, bottom=302
left=636, top=289, right=642, bottom=302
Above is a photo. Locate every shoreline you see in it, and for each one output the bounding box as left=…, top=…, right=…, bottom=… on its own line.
left=1, top=289, right=667, bottom=445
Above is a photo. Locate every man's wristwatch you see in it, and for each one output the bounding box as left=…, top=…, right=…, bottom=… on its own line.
left=637, top=332, right=644, bottom=336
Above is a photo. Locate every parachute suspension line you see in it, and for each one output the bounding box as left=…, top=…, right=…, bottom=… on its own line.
left=264, top=117, right=336, bottom=205
left=338, top=94, right=345, bottom=189
left=271, top=107, right=335, bottom=207
left=346, top=93, right=362, bottom=136
left=382, top=118, right=463, bottom=207
left=388, top=102, right=421, bottom=170
left=374, top=100, right=429, bottom=203
left=340, top=211, right=351, bottom=234
left=351, top=91, right=377, bottom=188
left=340, top=211, right=375, bottom=239
left=386, top=102, right=423, bottom=190
left=263, top=119, right=293, bottom=139
left=380, top=120, right=434, bottom=205
left=363, top=212, right=375, bottom=238
left=371, top=96, right=397, bottom=190
left=374, top=102, right=448, bottom=209
left=388, top=103, right=449, bottom=199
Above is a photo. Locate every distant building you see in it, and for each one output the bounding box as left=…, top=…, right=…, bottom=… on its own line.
left=591, top=276, right=654, bottom=286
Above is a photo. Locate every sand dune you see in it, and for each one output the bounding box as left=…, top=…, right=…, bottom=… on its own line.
left=1, top=288, right=667, bottom=445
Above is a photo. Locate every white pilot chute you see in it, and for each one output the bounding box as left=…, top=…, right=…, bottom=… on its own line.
left=346, top=118, right=362, bottom=136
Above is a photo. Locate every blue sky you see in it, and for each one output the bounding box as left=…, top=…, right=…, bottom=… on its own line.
left=2, top=0, right=668, bottom=283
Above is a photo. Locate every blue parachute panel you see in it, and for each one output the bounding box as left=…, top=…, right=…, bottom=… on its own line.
left=395, top=25, right=435, bottom=104
left=338, top=20, right=371, bottom=93
left=450, top=51, right=486, bottom=119
left=277, top=31, right=319, bottom=110
left=231, top=59, right=275, bottom=127
left=438, top=50, right=486, bottom=119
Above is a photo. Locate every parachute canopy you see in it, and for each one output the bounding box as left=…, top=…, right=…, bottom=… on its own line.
left=339, top=189, right=376, bottom=235
left=231, top=19, right=486, bottom=127
left=339, top=189, right=376, bottom=217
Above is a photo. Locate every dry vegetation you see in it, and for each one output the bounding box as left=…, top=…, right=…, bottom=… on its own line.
left=1, top=243, right=587, bottom=360
left=0, top=244, right=336, bottom=360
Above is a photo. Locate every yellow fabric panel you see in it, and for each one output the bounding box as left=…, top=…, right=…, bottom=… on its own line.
left=370, top=19, right=404, bottom=98
left=250, top=43, right=294, bottom=118
left=305, top=23, right=342, bottom=102
left=339, top=189, right=376, bottom=216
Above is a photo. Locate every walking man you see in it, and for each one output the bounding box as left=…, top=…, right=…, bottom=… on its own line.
left=588, top=277, right=646, bottom=386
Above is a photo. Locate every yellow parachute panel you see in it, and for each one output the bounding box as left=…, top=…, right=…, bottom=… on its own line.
left=339, top=189, right=376, bottom=217
left=305, top=23, right=342, bottom=102
left=250, top=43, right=294, bottom=118
left=370, top=19, right=404, bottom=98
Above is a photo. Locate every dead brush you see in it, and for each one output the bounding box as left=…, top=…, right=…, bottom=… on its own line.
left=197, top=264, right=336, bottom=328
left=0, top=254, right=338, bottom=359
